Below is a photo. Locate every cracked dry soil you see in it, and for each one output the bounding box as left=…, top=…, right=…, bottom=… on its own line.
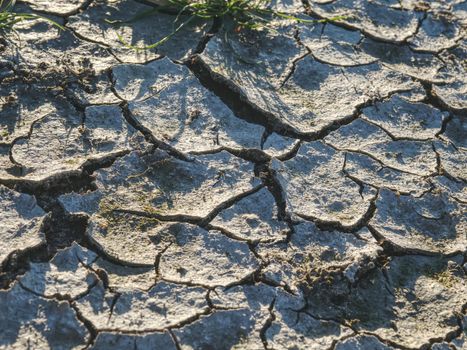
left=0, top=0, right=466, bottom=349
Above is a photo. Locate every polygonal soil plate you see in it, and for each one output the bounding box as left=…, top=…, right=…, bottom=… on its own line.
left=75, top=281, right=208, bottom=332
left=68, top=0, right=209, bottom=63
left=257, top=221, right=382, bottom=289
left=201, top=40, right=420, bottom=135
left=408, top=13, right=464, bottom=52
left=113, top=58, right=265, bottom=153
left=370, top=188, right=466, bottom=254
left=18, top=243, right=98, bottom=299
left=10, top=105, right=144, bottom=181
left=60, top=150, right=261, bottom=219
left=442, top=114, right=467, bottom=149
left=0, top=83, right=75, bottom=144
left=308, top=0, right=422, bottom=43
left=325, top=118, right=438, bottom=177
left=272, top=141, right=377, bottom=229
left=22, top=0, right=88, bottom=16
left=158, top=224, right=260, bottom=287
left=0, top=186, right=46, bottom=266
left=335, top=335, right=394, bottom=349
left=3, top=14, right=118, bottom=76
left=435, top=141, right=467, bottom=181
left=175, top=284, right=276, bottom=349
left=299, top=22, right=377, bottom=67
left=266, top=289, right=353, bottom=349
left=210, top=187, right=289, bottom=243
left=360, top=94, right=447, bottom=140
left=59, top=150, right=261, bottom=265
left=360, top=38, right=459, bottom=83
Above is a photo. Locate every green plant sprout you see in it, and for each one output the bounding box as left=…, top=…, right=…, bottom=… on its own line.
left=0, top=0, right=64, bottom=33
left=110, top=0, right=347, bottom=51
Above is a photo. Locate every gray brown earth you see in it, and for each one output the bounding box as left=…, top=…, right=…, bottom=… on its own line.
left=0, top=0, right=466, bottom=349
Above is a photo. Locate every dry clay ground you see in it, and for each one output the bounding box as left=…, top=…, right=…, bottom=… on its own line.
left=0, top=0, right=466, bottom=349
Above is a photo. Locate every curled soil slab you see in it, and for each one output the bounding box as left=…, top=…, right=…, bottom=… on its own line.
left=18, top=243, right=99, bottom=299
left=200, top=35, right=421, bottom=135
left=113, top=58, right=266, bottom=153
left=0, top=186, right=46, bottom=266
left=1, top=0, right=466, bottom=348
left=10, top=105, right=145, bottom=181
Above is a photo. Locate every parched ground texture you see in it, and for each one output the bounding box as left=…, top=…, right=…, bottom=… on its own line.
left=0, top=0, right=466, bottom=349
